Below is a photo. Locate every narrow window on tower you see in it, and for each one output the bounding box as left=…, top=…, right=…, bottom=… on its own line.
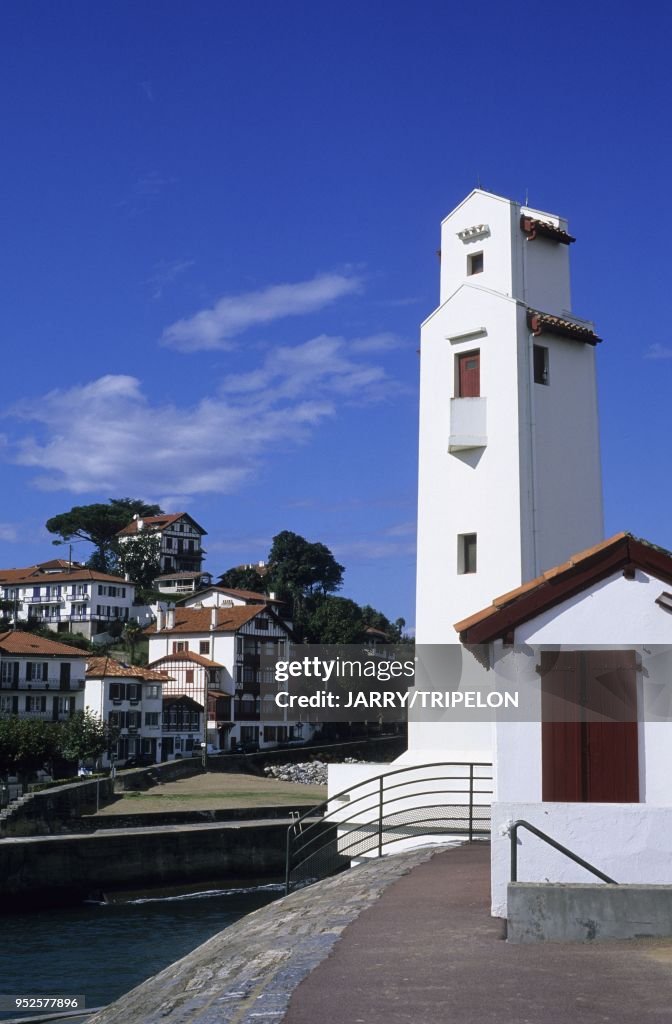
left=467, top=251, right=484, bottom=275
left=533, top=345, right=550, bottom=385
left=458, top=534, right=477, bottom=574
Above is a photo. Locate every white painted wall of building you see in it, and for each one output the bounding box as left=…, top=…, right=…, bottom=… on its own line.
left=489, top=569, right=672, bottom=916
left=491, top=802, right=672, bottom=918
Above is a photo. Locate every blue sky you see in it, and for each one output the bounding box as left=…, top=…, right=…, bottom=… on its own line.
left=1, top=1, right=671, bottom=629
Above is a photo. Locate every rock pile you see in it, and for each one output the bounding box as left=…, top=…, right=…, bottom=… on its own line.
left=264, top=757, right=362, bottom=786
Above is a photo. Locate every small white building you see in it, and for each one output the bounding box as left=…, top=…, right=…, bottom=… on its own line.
left=0, top=630, right=87, bottom=721
left=0, top=561, right=138, bottom=639
left=455, top=533, right=672, bottom=918
left=85, top=656, right=169, bottom=766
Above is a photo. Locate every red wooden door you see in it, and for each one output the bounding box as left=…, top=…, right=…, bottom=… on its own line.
left=541, top=650, right=639, bottom=803
left=457, top=351, right=480, bottom=397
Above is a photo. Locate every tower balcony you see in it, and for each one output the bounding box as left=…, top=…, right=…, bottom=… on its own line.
left=448, top=398, right=487, bottom=452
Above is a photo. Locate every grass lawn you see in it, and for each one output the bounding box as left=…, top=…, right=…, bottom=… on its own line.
left=92, top=771, right=327, bottom=815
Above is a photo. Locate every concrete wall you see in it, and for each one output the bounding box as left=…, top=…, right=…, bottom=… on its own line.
left=0, top=776, right=116, bottom=836
left=0, top=821, right=295, bottom=909
left=508, top=882, right=672, bottom=943
left=492, top=802, right=672, bottom=918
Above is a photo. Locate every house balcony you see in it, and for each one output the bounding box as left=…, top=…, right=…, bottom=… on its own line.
left=26, top=595, right=64, bottom=604
left=448, top=397, right=487, bottom=452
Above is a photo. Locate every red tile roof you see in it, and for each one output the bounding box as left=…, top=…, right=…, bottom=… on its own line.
left=0, top=630, right=88, bottom=658
left=520, top=214, right=575, bottom=245
left=117, top=513, right=206, bottom=537
left=86, top=656, right=171, bottom=681
left=527, top=309, right=601, bottom=346
left=455, top=533, right=672, bottom=643
left=0, top=567, right=133, bottom=587
left=146, top=605, right=274, bottom=635
left=148, top=651, right=223, bottom=669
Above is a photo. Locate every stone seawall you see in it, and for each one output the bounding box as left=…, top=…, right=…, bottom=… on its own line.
left=88, top=846, right=438, bottom=1024
left=76, top=804, right=319, bottom=831
left=0, top=820, right=329, bottom=910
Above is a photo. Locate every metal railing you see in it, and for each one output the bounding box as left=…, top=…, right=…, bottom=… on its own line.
left=285, top=761, right=492, bottom=894
left=509, top=819, right=618, bottom=885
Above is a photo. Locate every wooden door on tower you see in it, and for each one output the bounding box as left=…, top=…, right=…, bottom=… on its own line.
left=457, top=351, right=480, bottom=397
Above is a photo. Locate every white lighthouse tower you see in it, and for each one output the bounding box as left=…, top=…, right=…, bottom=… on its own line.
left=410, top=189, right=604, bottom=760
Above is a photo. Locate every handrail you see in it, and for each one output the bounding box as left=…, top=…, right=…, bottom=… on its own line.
left=285, top=761, right=493, bottom=893
left=509, top=819, right=618, bottom=885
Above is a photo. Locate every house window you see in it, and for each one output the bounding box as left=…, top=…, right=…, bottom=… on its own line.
left=0, top=695, right=14, bottom=713
left=533, top=345, right=550, bottom=385
left=456, top=350, right=480, bottom=397
left=467, top=251, right=484, bottom=275
left=199, top=641, right=210, bottom=656
left=172, top=641, right=188, bottom=653
left=457, top=534, right=477, bottom=575
left=145, top=684, right=161, bottom=699
left=25, top=695, right=47, bottom=712
left=540, top=650, right=639, bottom=802
left=185, top=669, right=194, bottom=684
left=256, top=617, right=269, bottom=631
left=144, top=711, right=159, bottom=727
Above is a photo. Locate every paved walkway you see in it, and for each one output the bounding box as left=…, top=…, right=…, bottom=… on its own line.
left=89, top=843, right=672, bottom=1024
left=285, top=843, right=672, bottom=1024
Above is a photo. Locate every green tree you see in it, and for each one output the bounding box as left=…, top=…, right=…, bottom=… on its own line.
left=305, top=596, right=364, bottom=644
left=216, top=566, right=266, bottom=592
left=267, top=531, right=344, bottom=632
left=116, top=531, right=162, bottom=591
left=122, top=620, right=145, bottom=664
left=61, top=710, right=115, bottom=765
left=359, top=605, right=409, bottom=644
left=0, top=717, right=61, bottom=775
left=46, top=498, right=163, bottom=573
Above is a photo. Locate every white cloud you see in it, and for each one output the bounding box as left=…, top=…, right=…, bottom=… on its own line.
left=350, top=332, right=405, bottom=354
left=0, top=523, right=18, bottom=542
left=5, top=334, right=392, bottom=498
left=161, top=272, right=363, bottom=352
left=221, top=334, right=390, bottom=402
left=644, top=343, right=672, bottom=360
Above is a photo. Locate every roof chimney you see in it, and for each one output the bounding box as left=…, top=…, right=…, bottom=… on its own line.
left=156, top=607, right=164, bottom=632
left=166, top=604, right=175, bottom=630
left=210, top=606, right=217, bottom=631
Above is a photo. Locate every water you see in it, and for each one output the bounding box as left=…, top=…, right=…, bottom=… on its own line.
left=0, top=882, right=283, bottom=1018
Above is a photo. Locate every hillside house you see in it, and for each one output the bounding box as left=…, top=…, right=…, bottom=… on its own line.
left=0, top=630, right=86, bottom=721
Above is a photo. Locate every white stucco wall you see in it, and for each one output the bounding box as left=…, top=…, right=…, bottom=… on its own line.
left=491, top=802, right=672, bottom=918
left=490, top=569, right=672, bottom=916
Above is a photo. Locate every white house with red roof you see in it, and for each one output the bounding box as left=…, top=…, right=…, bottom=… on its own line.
left=0, top=630, right=87, bottom=721
left=117, top=512, right=206, bottom=576
left=0, top=561, right=138, bottom=639
left=146, top=604, right=312, bottom=751
left=85, top=656, right=171, bottom=766
left=456, top=533, right=672, bottom=917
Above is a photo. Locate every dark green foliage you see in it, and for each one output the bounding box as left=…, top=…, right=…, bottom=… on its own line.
left=46, top=498, right=163, bottom=573
left=216, top=566, right=266, bottom=592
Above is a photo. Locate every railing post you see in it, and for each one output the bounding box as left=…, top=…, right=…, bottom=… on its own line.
left=378, top=776, right=384, bottom=857
left=285, top=826, right=292, bottom=895
left=510, top=822, right=518, bottom=882
left=468, top=763, right=474, bottom=842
